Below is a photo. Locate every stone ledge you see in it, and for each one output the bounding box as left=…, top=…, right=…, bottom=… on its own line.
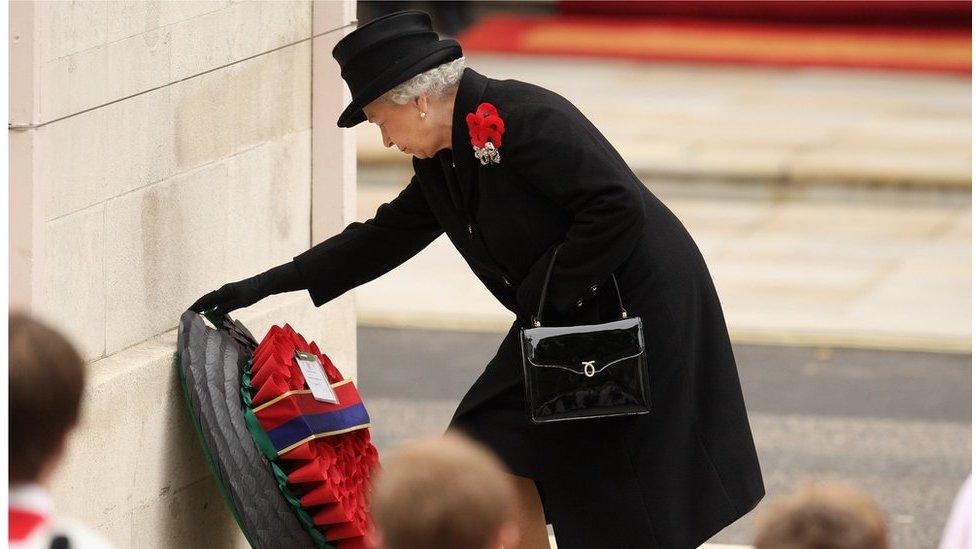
left=355, top=53, right=971, bottom=190
left=357, top=147, right=972, bottom=190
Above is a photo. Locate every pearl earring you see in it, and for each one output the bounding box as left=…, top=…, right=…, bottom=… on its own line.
left=420, top=111, right=427, bottom=119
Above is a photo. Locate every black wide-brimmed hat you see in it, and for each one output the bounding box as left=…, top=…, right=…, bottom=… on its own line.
left=333, top=10, right=463, bottom=128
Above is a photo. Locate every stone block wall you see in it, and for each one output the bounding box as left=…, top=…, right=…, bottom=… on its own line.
left=9, top=1, right=358, bottom=545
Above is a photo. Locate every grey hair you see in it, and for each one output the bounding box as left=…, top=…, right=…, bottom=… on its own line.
left=382, top=56, right=466, bottom=105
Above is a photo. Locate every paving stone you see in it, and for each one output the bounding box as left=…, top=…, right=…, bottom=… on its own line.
left=354, top=172, right=970, bottom=352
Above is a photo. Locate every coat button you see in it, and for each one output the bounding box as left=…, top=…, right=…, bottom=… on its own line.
left=467, top=224, right=473, bottom=234
left=590, top=284, right=599, bottom=293
left=576, top=299, right=584, bottom=307
left=452, top=161, right=456, bottom=168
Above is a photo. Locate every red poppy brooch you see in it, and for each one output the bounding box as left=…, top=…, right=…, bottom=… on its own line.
left=465, top=102, right=505, bottom=165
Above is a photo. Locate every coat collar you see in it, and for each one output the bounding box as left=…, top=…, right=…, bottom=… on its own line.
left=444, top=67, right=490, bottom=212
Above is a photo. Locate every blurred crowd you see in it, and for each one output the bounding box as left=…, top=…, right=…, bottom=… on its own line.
left=8, top=311, right=972, bottom=548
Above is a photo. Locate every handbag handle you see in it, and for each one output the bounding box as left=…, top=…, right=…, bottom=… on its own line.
left=531, top=242, right=628, bottom=327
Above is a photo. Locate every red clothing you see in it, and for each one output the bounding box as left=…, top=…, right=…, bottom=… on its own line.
left=8, top=483, right=113, bottom=549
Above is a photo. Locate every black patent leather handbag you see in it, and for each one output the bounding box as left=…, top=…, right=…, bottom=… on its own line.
left=519, top=243, right=652, bottom=423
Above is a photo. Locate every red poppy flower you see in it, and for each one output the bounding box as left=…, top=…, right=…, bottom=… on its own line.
left=465, top=102, right=505, bottom=148
left=465, top=102, right=504, bottom=164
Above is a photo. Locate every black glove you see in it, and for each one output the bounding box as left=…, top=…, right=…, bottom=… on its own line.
left=189, top=261, right=304, bottom=316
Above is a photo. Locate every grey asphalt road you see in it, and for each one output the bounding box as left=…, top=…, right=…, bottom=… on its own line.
left=357, top=325, right=971, bottom=548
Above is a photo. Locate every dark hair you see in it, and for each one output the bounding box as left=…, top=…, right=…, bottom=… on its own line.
left=9, top=311, right=87, bottom=483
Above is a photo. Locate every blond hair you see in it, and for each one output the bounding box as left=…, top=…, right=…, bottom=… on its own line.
left=370, top=432, right=516, bottom=549
left=754, top=481, right=890, bottom=549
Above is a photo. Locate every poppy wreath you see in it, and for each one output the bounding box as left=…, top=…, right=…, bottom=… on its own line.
left=465, top=102, right=505, bottom=165
left=177, top=311, right=315, bottom=548
left=243, top=323, right=380, bottom=549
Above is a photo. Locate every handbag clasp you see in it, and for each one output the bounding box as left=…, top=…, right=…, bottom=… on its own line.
left=582, top=360, right=596, bottom=377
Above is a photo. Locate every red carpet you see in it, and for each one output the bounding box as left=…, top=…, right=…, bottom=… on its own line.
left=557, top=1, right=971, bottom=28
left=457, top=14, right=971, bottom=75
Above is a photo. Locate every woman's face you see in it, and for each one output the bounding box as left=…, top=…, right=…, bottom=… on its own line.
left=363, top=97, right=438, bottom=159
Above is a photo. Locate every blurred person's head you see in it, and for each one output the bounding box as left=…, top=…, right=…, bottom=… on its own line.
left=9, top=312, right=87, bottom=485
left=754, top=481, right=890, bottom=549
left=362, top=56, right=466, bottom=160
left=369, top=432, right=519, bottom=549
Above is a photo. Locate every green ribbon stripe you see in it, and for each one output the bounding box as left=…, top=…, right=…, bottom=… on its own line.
left=241, top=356, right=335, bottom=549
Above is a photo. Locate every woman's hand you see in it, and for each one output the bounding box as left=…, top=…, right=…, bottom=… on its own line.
left=188, top=261, right=305, bottom=316
left=189, top=277, right=267, bottom=317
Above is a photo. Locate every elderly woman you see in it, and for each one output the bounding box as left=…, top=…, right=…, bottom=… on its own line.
left=191, top=10, right=764, bottom=549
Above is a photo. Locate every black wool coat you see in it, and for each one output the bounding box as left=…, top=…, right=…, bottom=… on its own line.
left=293, top=67, right=765, bottom=547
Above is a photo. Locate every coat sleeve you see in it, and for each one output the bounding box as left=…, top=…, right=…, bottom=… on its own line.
left=508, top=104, right=647, bottom=321
left=292, top=172, right=444, bottom=307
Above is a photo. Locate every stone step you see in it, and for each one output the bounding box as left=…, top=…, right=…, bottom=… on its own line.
left=353, top=174, right=970, bottom=354
left=358, top=54, right=971, bottom=189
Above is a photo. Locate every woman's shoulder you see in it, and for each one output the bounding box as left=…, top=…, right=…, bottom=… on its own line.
left=480, top=76, right=624, bottom=168
left=486, top=76, right=581, bottom=121
left=484, top=78, right=606, bottom=151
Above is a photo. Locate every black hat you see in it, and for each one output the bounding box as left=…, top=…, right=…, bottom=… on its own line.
left=333, top=10, right=463, bottom=128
